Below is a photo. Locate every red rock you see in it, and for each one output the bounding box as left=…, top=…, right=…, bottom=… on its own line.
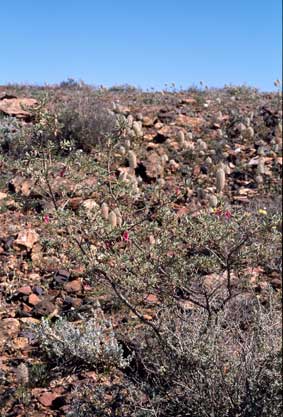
left=21, top=303, right=33, bottom=314
left=0, top=97, right=37, bottom=120
left=13, top=337, right=29, bottom=349
left=18, top=285, right=32, bottom=295
left=38, top=391, right=58, bottom=407
left=64, top=279, right=82, bottom=293
left=175, top=114, right=203, bottom=128
left=144, top=294, right=159, bottom=304
left=157, top=125, right=176, bottom=137
left=13, top=229, right=39, bottom=250
left=28, top=293, right=41, bottom=306
left=180, top=97, right=196, bottom=105
left=142, top=115, right=157, bottom=127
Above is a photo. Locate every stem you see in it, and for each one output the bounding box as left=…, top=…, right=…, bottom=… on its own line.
left=91, top=266, right=165, bottom=345
left=41, top=150, right=58, bottom=212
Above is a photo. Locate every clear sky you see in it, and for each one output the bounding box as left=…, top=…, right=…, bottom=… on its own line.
left=0, top=0, right=281, bottom=91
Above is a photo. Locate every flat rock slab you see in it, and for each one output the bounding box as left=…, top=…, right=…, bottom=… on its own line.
left=13, top=229, right=39, bottom=251
left=0, top=97, right=37, bottom=120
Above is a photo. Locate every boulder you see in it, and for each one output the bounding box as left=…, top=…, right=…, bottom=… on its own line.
left=13, top=229, right=39, bottom=251
left=0, top=96, right=37, bottom=121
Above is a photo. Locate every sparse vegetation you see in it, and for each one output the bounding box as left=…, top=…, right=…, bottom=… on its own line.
left=0, top=82, right=281, bottom=416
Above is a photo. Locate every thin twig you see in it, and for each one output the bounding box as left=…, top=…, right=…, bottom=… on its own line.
left=90, top=266, right=165, bottom=344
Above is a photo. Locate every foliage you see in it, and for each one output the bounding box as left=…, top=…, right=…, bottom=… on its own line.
left=33, top=312, right=131, bottom=369
left=67, top=297, right=282, bottom=417
left=1, top=83, right=282, bottom=416
left=0, top=116, right=30, bottom=155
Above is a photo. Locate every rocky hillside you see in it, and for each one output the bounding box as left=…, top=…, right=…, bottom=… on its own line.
left=0, top=83, right=282, bottom=417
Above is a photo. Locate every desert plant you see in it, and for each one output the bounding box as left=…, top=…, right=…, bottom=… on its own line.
left=32, top=312, right=130, bottom=369
left=130, top=295, right=282, bottom=417
left=56, top=95, right=118, bottom=151
left=216, top=167, right=226, bottom=193
left=257, top=158, right=265, bottom=175
left=128, top=150, right=137, bottom=169
left=4, top=82, right=281, bottom=417
left=65, top=295, right=282, bottom=417
left=109, top=210, right=118, bottom=228
left=0, top=116, right=30, bottom=155
left=101, top=202, right=109, bottom=220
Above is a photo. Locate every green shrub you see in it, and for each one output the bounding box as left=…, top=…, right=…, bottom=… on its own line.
left=57, top=95, right=118, bottom=152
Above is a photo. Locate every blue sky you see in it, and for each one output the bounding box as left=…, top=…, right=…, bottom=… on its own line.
left=0, top=0, right=281, bottom=91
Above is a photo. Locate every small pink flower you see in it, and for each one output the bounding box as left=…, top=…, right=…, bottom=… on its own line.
left=224, top=210, right=232, bottom=220
left=83, top=284, right=92, bottom=291
left=43, top=214, right=50, bottom=224
left=215, top=208, right=222, bottom=216
left=122, top=231, right=130, bottom=242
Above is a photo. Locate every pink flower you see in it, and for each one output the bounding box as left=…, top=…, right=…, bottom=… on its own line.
left=122, top=231, right=130, bottom=242
left=43, top=214, right=50, bottom=224
left=83, top=284, right=92, bottom=291
left=213, top=208, right=232, bottom=220
left=224, top=210, right=232, bottom=220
